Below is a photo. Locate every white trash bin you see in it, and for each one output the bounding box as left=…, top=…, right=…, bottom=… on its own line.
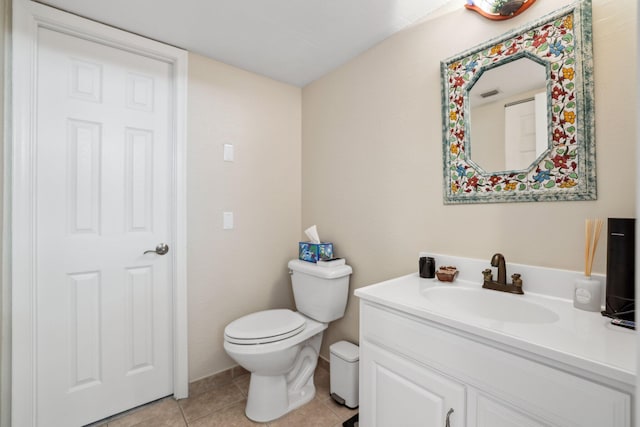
left=329, top=340, right=359, bottom=409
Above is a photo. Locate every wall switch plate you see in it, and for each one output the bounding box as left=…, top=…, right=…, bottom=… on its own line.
left=223, top=212, right=234, bottom=229
left=223, top=144, right=234, bottom=162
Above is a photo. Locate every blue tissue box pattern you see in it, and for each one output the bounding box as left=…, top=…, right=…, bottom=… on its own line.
left=299, top=242, right=333, bottom=263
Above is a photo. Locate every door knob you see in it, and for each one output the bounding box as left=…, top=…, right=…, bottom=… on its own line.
left=144, top=243, right=169, bottom=255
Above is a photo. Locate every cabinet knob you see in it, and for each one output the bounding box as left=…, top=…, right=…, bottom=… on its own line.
left=445, top=408, right=454, bottom=427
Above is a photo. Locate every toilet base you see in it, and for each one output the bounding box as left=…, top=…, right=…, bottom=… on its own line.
left=245, top=334, right=322, bottom=422
left=245, top=375, right=316, bottom=422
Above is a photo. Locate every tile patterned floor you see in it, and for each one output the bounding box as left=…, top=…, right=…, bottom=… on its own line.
left=91, top=363, right=358, bottom=427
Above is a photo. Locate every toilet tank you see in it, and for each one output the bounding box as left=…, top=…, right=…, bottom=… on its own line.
left=288, top=259, right=353, bottom=323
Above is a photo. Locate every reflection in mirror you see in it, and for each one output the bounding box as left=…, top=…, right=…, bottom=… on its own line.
left=469, top=58, right=548, bottom=172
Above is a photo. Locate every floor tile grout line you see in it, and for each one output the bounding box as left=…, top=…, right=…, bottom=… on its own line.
left=176, top=398, right=189, bottom=426
left=98, top=364, right=335, bottom=427
left=180, top=392, right=247, bottom=426
left=232, top=378, right=249, bottom=397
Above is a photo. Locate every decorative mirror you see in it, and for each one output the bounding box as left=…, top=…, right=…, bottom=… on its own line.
left=441, top=0, right=595, bottom=204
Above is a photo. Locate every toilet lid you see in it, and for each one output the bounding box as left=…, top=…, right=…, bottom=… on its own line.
left=224, top=309, right=306, bottom=345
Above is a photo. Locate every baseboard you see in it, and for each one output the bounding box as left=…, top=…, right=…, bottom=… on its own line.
left=191, top=355, right=330, bottom=386
left=318, top=354, right=330, bottom=371
left=190, top=364, right=249, bottom=385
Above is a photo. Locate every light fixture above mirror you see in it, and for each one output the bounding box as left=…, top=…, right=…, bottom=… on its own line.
left=441, top=0, right=595, bottom=204
left=465, top=0, right=538, bottom=21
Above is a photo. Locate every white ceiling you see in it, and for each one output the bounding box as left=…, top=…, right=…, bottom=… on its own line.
left=36, top=0, right=458, bottom=87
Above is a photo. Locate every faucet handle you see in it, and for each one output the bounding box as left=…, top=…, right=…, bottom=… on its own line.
left=511, top=273, right=523, bottom=287
left=482, top=268, right=493, bottom=282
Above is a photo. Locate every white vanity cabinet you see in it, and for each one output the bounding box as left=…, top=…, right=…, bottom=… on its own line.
left=361, top=340, right=465, bottom=426
left=359, top=301, right=632, bottom=427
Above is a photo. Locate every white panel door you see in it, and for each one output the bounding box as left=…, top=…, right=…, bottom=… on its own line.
left=504, top=99, right=537, bottom=171
left=34, top=25, right=173, bottom=426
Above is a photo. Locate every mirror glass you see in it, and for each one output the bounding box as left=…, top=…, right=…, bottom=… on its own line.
left=468, top=58, right=548, bottom=172
left=441, top=0, right=596, bottom=204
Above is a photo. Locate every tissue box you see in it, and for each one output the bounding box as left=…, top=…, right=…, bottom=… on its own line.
left=299, top=242, right=333, bottom=263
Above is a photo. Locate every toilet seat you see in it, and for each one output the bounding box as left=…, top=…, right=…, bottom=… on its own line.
left=224, top=309, right=306, bottom=345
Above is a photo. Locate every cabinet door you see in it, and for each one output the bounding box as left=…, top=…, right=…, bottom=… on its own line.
left=469, top=390, right=548, bottom=427
left=360, top=341, right=465, bottom=427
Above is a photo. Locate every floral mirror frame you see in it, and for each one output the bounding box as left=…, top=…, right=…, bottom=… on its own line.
left=441, top=0, right=595, bottom=204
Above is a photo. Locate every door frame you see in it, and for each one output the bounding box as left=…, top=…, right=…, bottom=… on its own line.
left=10, top=1, right=189, bottom=425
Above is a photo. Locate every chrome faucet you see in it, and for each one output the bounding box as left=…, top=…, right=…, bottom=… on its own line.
left=482, top=253, right=524, bottom=294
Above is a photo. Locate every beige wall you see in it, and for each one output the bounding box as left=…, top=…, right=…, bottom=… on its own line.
left=302, top=0, right=637, bottom=358
left=187, top=53, right=301, bottom=380
left=0, top=0, right=8, bottom=425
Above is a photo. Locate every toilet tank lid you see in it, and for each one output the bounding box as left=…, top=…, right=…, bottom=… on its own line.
left=288, top=259, right=352, bottom=279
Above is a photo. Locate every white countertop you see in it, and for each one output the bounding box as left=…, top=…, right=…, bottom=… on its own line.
left=355, top=272, right=636, bottom=388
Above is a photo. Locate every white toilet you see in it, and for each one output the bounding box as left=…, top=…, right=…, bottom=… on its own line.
left=223, top=259, right=352, bottom=422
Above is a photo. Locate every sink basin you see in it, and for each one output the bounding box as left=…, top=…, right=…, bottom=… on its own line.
left=421, top=286, right=560, bottom=324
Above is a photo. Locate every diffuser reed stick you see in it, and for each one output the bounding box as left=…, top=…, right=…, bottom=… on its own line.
left=584, top=218, right=603, bottom=277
